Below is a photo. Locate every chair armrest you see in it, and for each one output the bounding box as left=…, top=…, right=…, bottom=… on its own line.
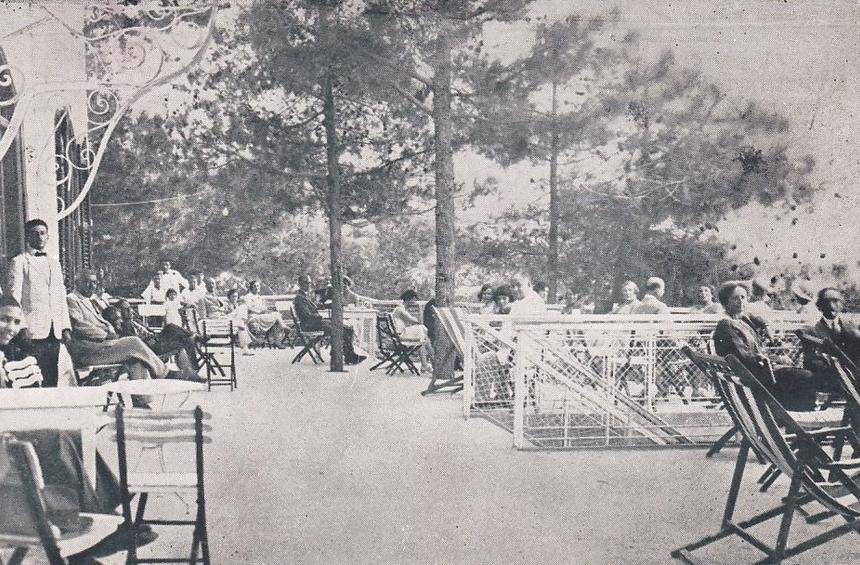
left=821, top=457, right=860, bottom=470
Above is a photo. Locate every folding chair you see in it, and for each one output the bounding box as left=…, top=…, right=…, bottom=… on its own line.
left=0, top=436, right=124, bottom=564
left=422, top=306, right=465, bottom=395
left=275, top=301, right=296, bottom=347
left=74, top=363, right=127, bottom=387
left=672, top=353, right=860, bottom=564
left=370, top=314, right=422, bottom=376
left=199, top=319, right=237, bottom=391
left=112, top=405, right=212, bottom=565
left=290, top=308, right=326, bottom=365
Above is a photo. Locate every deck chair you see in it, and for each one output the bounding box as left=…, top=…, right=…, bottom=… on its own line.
left=290, top=308, right=326, bottom=365
left=0, top=436, right=124, bottom=564
left=112, top=405, right=212, bottom=565
left=421, top=307, right=465, bottom=396
left=199, top=319, right=237, bottom=391
left=74, top=363, right=127, bottom=387
left=672, top=353, right=860, bottom=565
left=370, top=314, right=422, bottom=376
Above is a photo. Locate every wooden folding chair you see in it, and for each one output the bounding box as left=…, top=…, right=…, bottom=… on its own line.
left=275, top=301, right=297, bottom=347
left=370, top=314, right=422, bottom=376
left=672, top=353, right=860, bottom=564
left=74, top=363, right=126, bottom=387
left=290, top=308, right=326, bottom=365
left=199, top=319, right=237, bottom=391
left=0, top=436, right=124, bottom=564
left=112, top=405, right=212, bottom=565
left=421, top=307, right=465, bottom=396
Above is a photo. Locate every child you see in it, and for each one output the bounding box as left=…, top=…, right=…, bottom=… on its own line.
left=164, top=288, right=183, bottom=327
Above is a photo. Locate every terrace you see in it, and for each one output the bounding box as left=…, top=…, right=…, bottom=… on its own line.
left=90, top=348, right=860, bottom=564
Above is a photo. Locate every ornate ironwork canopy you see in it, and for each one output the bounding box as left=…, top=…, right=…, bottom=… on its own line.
left=0, top=0, right=218, bottom=220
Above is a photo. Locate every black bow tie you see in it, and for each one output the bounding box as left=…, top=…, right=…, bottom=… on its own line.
left=33, top=252, right=47, bottom=257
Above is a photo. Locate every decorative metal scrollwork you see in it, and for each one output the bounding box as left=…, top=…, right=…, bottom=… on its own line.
left=0, top=0, right=218, bottom=220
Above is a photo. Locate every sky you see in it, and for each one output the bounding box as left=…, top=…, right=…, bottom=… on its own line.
left=461, top=0, right=860, bottom=283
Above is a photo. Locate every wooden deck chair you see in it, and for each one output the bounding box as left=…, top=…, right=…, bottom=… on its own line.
left=370, top=314, right=422, bottom=376
left=74, top=363, right=126, bottom=387
left=111, top=405, right=212, bottom=565
left=672, top=353, right=860, bottom=565
left=199, top=319, right=237, bottom=391
left=0, top=436, right=124, bottom=564
left=421, top=307, right=465, bottom=396
left=290, top=308, right=326, bottom=365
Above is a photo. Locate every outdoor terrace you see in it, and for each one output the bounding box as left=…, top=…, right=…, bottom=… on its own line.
left=95, top=349, right=860, bottom=564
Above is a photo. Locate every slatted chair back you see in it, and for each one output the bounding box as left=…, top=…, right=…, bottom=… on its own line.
left=723, top=355, right=860, bottom=517
left=433, top=307, right=467, bottom=358
left=673, top=352, right=860, bottom=564
left=112, top=405, right=212, bottom=564
left=371, top=314, right=421, bottom=375
left=199, top=319, right=237, bottom=390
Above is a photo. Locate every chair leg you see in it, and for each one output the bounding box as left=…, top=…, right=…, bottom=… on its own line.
left=766, top=470, right=804, bottom=565
left=134, top=493, right=149, bottom=526
left=707, top=426, right=737, bottom=457
left=7, top=547, right=28, bottom=565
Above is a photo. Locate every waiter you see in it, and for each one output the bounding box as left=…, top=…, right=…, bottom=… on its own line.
left=6, top=218, right=72, bottom=387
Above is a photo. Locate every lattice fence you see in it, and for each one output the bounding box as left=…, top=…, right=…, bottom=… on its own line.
left=464, top=314, right=818, bottom=449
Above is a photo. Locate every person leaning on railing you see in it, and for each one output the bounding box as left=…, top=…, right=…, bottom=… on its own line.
left=712, top=281, right=822, bottom=411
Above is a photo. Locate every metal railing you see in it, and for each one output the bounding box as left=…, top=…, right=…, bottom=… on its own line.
left=464, top=312, right=834, bottom=449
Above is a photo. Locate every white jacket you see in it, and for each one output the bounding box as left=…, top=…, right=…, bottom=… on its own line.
left=7, top=249, right=71, bottom=339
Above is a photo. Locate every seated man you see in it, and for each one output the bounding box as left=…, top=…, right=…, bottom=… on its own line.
left=801, top=287, right=860, bottom=395
left=201, top=278, right=228, bottom=319
left=243, top=280, right=287, bottom=346
left=225, top=288, right=254, bottom=356
left=294, top=275, right=366, bottom=364
left=103, top=305, right=200, bottom=374
left=66, top=270, right=200, bottom=383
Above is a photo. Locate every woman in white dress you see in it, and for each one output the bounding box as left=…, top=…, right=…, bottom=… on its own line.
left=390, top=290, right=434, bottom=373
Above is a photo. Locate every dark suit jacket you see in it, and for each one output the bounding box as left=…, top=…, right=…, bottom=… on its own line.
left=712, top=314, right=772, bottom=380
left=803, top=317, right=860, bottom=374
left=294, top=290, right=324, bottom=331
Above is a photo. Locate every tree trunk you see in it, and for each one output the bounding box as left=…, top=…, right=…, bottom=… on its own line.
left=432, top=29, right=456, bottom=381
left=546, top=80, right=560, bottom=304
left=323, top=71, right=345, bottom=372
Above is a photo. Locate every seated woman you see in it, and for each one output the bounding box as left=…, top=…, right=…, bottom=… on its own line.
left=491, top=285, right=515, bottom=315
left=391, top=290, right=434, bottom=373
left=478, top=284, right=495, bottom=314
left=243, top=280, right=287, bottom=346
left=225, top=289, right=255, bottom=356
left=713, top=281, right=828, bottom=411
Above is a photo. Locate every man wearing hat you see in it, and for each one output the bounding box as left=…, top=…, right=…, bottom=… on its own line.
left=792, top=281, right=816, bottom=315
left=746, top=277, right=774, bottom=315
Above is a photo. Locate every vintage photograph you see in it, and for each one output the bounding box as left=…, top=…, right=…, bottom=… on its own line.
left=0, top=0, right=858, bottom=563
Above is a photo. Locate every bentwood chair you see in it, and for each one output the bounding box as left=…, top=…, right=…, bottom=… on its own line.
left=672, top=353, right=860, bottom=564
left=0, top=436, right=123, bottom=564
left=112, top=404, right=212, bottom=565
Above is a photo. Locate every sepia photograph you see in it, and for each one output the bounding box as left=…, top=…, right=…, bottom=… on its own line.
left=0, top=0, right=858, bottom=562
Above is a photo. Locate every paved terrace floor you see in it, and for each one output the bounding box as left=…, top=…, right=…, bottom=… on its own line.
left=98, top=349, right=860, bottom=564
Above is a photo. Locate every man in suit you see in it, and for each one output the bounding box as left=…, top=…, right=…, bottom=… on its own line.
left=802, top=287, right=860, bottom=394
left=6, top=219, right=72, bottom=387
left=294, top=275, right=365, bottom=365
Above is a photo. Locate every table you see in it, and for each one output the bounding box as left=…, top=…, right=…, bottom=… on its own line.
left=0, top=388, right=109, bottom=489
left=104, top=379, right=206, bottom=410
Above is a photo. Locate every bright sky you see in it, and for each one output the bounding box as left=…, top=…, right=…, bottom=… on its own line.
left=462, top=0, right=860, bottom=282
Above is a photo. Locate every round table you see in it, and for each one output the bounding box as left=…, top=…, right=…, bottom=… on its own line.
left=103, top=379, right=206, bottom=410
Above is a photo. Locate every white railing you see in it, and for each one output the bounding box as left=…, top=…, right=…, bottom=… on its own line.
left=463, top=312, right=836, bottom=449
